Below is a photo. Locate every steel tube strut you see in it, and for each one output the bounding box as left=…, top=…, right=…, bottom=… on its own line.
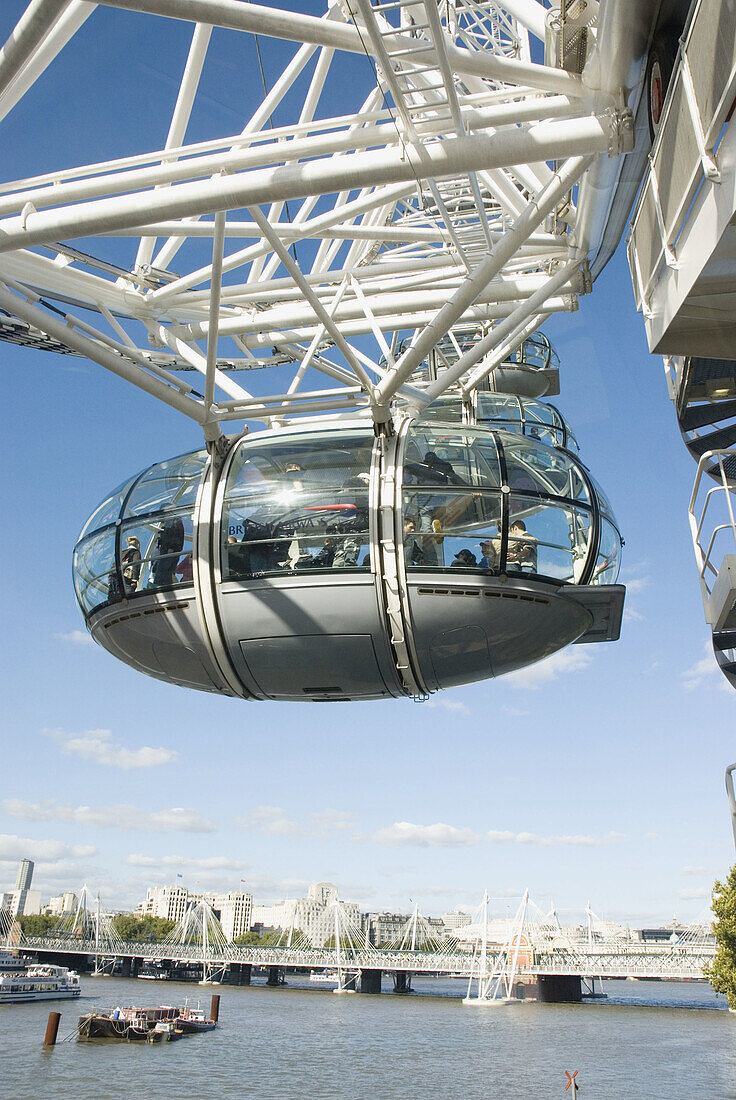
left=0, top=0, right=71, bottom=98
left=0, top=283, right=207, bottom=422
left=0, top=118, right=614, bottom=252
left=374, top=155, right=593, bottom=409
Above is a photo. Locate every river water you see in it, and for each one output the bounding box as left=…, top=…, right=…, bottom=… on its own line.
left=4, top=974, right=735, bottom=1099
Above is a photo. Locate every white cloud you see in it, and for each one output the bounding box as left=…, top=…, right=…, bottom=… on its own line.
left=0, top=834, right=96, bottom=863
left=2, top=799, right=214, bottom=833
left=43, top=728, right=176, bottom=770
left=126, top=854, right=246, bottom=871
left=504, top=647, right=592, bottom=690
left=487, top=829, right=626, bottom=848
left=677, top=887, right=711, bottom=900
left=235, top=806, right=355, bottom=839
left=682, top=643, right=732, bottom=693
left=624, top=577, right=649, bottom=595
left=373, top=822, right=480, bottom=848
left=682, top=865, right=712, bottom=877
left=424, top=698, right=470, bottom=715
left=55, top=630, right=94, bottom=647
left=500, top=704, right=529, bottom=717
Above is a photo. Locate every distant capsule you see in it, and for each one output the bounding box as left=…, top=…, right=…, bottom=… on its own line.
left=73, top=416, right=624, bottom=702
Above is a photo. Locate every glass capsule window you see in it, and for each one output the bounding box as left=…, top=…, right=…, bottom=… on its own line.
left=73, top=449, right=207, bottom=617
left=73, top=528, right=118, bottom=615
left=476, top=394, right=578, bottom=453
left=414, top=396, right=466, bottom=425
left=402, top=424, right=621, bottom=584
left=506, top=331, right=560, bottom=372
left=221, top=430, right=375, bottom=578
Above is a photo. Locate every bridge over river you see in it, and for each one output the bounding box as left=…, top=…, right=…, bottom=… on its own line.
left=13, top=891, right=716, bottom=1004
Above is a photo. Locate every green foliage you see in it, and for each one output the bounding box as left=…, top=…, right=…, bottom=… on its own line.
left=18, top=913, right=58, bottom=937
left=232, top=929, right=287, bottom=947
left=233, top=931, right=264, bottom=946
left=112, top=914, right=176, bottom=943
left=705, top=864, right=736, bottom=1008
left=322, top=935, right=354, bottom=950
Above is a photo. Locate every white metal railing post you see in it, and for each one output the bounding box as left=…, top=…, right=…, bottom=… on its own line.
left=680, top=44, right=721, bottom=183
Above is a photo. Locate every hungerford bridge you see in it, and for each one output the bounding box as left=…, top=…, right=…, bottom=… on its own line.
left=4, top=889, right=716, bottom=1004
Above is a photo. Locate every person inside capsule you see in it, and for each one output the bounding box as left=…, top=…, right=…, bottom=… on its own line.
left=222, top=436, right=374, bottom=578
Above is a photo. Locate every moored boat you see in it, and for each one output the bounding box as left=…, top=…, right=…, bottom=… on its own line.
left=78, top=1005, right=178, bottom=1041
left=175, top=1005, right=217, bottom=1034
left=78, top=1002, right=217, bottom=1041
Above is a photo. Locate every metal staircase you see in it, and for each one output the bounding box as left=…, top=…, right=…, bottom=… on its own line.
left=352, top=0, right=514, bottom=269
left=712, top=629, right=736, bottom=688
left=674, top=357, right=736, bottom=477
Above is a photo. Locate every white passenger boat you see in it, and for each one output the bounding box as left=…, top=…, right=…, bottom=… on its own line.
left=309, top=969, right=340, bottom=984
left=0, top=964, right=81, bottom=1003
left=0, top=951, right=29, bottom=973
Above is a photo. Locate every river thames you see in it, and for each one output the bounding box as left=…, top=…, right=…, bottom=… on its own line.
left=3, top=974, right=735, bottom=1099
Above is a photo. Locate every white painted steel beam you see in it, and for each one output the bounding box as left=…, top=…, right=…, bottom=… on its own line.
left=0, top=118, right=614, bottom=251
left=0, top=282, right=207, bottom=421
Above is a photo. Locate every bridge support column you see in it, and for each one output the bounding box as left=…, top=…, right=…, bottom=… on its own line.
left=359, top=968, right=382, bottom=994
left=538, top=975, right=582, bottom=1003
left=229, top=963, right=251, bottom=985
left=120, top=956, right=132, bottom=977
left=266, top=966, right=284, bottom=986
left=392, top=971, right=412, bottom=994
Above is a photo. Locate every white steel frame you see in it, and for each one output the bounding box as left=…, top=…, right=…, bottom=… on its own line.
left=0, top=0, right=637, bottom=437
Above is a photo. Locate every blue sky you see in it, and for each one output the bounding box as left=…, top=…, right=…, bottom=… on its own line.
left=0, top=2, right=733, bottom=928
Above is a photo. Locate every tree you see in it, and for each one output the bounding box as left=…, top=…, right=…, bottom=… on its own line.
left=705, top=864, right=736, bottom=1008
left=112, top=913, right=175, bottom=943
left=18, top=914, right=58, bottom=937
left=233, top=931, right=263, bottom=946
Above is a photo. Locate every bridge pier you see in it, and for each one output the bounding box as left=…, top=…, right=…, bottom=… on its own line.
left=392, top=971, right=412, bottom=994
left=538, top=975, right=582, bottom=1003
left=228, top=963, right=252, bottom=985
left=359, top=968, right=382, bottom=994
left=266, top=966, right=284, bottom=986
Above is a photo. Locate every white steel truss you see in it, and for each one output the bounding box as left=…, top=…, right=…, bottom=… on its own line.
left=0, top=0, right=639, bottom=436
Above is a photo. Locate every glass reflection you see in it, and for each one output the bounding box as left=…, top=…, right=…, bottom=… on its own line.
left=222, top=431, right=374, bottom=578
left=402, top=424, right=619, bottom=583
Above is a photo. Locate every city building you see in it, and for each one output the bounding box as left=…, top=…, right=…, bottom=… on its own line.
left=8, top=859, right=41, bottom=917
left=252, top=883, right=360, bottom=946
left=366, top=912, right=411, bottom=946
left=209, top=891, right=253, bottom=942
left=442, top=910, right=472, bottom=931
left=138, top=885, right=190, bottom=923
left=308, top=882, right=338, bottom=907
left=43, top=892, right=78, bottom=917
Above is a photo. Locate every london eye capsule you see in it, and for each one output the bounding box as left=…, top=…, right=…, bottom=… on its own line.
left=73, top=416, right=624, bottom=702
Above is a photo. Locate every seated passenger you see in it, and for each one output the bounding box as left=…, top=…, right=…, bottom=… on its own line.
left=297, top=538, right=336, bottom=569
left=478, top=538, right=496, bottom=570
left=451, top=548, right=478, bottom=568
left=403, top=519, right=425, bottom=566
left=507, top=519, right=537, bottom=572
left=333, top=537, right=362, bottom=568
left=283, top=462, right=304, bottom=490
left=423, top=451, right=465, bottom=485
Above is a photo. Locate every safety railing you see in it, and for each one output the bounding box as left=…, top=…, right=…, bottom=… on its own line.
left=688, top=447, right=736, bottom=616
left=628, top=0, right=736, bottom=312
